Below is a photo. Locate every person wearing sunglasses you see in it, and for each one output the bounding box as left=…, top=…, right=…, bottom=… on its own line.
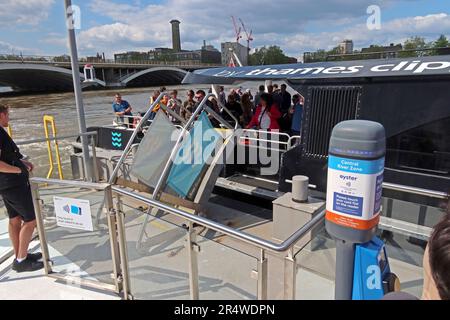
left=181, top=90, right=196, bottom=120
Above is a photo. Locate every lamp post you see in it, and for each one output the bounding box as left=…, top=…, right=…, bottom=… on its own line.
left=64, top=0, right=93, bottom=180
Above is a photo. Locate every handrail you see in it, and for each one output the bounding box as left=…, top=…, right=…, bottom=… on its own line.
left=382, top=182, right=448, bottom=200
left=114, top=185, right=325, bottom=253
left=29, top=176, right=322, bottom=300
left=43, top=115, right=64, bottom=180
left=159, top=102, right=188, bottom=126
left=287, top=135, right=301, bottom=150
left=15, top=131, right=97, bottom=146
left=283, top=179, right=448, bottom=199
left=150, top=93, right=224, bottom=201
left=30, top=177, right=109, bottom=190
left=136, top=93, right=243, bottom=248
left=0, top=53, right=222, bottom=68
left=17, top=131, right=99, bottom=182
left=216, top=99, right=241, bottom=130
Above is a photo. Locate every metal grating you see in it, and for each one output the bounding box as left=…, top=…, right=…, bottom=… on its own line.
left=302, top=86, right=362, bottom=159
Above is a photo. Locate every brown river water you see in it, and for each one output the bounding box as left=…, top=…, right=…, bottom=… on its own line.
left=0, top=82, right=267, bottom=178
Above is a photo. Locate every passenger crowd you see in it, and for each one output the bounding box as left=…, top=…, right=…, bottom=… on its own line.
left=112, top=84, right=304, bottom=136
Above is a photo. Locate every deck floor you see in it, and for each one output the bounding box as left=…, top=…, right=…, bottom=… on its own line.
left=0, top=185, right=425, bottom=300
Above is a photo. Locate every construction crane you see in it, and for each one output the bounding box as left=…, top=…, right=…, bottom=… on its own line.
left=239, top=18, right=253, bottom=51
left=231, top=16, right=242, bottom=43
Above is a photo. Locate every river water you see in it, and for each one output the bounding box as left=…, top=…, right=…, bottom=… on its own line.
left=0, top=82, right=265, bottom=178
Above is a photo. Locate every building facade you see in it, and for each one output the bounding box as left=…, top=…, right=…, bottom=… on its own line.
left=339, top=40, right=354, bottom=54
left=221, top=42, right=249, bottom=66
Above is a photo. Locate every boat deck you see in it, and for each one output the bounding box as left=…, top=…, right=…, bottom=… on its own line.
left=0, top=184, right=426, bottom=300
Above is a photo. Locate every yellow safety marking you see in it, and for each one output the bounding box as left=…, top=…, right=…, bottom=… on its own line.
left=43, top=115, right=64, bottom=180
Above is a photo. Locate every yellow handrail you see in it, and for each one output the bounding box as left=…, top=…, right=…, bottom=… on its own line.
left=7, top=124, right=12, bottom=137
left=43, top=115, right=64, bottom=180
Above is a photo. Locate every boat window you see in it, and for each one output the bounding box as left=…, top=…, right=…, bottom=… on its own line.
left=386, top=116, right=450, bottom=177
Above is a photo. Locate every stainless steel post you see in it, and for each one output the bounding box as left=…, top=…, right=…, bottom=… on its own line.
left=91, top=137, right=99, bottom=183
left=64, top=0, right=93, bottom=181
left=30, top=182, right=52, bottom=275
left=114, top=195, right=132, bottom=299
left=104, top=186, right=122, bottom=293
left=257, top=249, right=268, bottom=300
left=335, top=240, right=355, bottom=300
left=186, top=221, right=199, bottom=300
left=284, top=249, right=297, bottom=300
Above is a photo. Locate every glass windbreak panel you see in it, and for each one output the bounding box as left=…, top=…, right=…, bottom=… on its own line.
left=38, top=186, right=115, bottom=285
left=196, top=232, right=258, bottom=300
left=294, top=197, right=446, bottom=300
left=131, top=110, right=179, bottom=189
left=0, top=197, right=12, bottom=259
left=167, top=112, right=222, bottom=197
left=386, top=116, right=450, bottom=177
left=294, top=226, right=335, bottom=300
left=378, top=197, right=445, bottom=298
left=122, top=205, right=190, bottom=300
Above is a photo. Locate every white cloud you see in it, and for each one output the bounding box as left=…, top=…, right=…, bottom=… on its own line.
left=76, top=0, right=446, bottom=58
left=0, top=0, right=55, bottom=26
left=79, top=0, right=397, bottom=56
left=284, top=13, right=450, bottom=58
left=3, top=0, right=441, bottom=59
left=0, top=40, right=34, bottom=54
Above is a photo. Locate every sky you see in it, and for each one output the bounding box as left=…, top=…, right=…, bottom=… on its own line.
left=0, top=0, right=449, bottom=60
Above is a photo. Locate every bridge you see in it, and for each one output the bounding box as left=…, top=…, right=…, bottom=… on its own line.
left=0, top=54, right=222, bottom=93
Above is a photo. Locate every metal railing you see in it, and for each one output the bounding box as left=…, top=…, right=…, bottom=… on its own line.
left=16, top=131, right=99, bottom=183
left=115, top=187, right=325, bottom=300
left=0, top=53, right=221, bottom=68
left=239, top=129, right=294, bottom=152
left=382, top=182, right=448, bottom=200
left=136, top=93, right=240, bottom=250
left=27, top=173, right=449, bottom=300
left=6, top=124, right=12, bottom=137
left=29, top=176, right=325, bottom=300
left=43, top=115, right=64, bottom=180
left=304, top=47, right=450, bottom=63
left=29, top=178, right=122, bottom=294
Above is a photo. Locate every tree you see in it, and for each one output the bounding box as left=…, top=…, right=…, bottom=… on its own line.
left=398, top=36, right=430, bottom=57
left=431, top=34, right=450, bottom=56
left=434, top=34, right=449, bottom=48
left=249, top=46, right=295, bottom=65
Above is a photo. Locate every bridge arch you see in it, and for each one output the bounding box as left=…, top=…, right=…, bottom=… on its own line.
left=0, top=63, right=104, bottom=93
left=121, top=67, right=187, bottom=87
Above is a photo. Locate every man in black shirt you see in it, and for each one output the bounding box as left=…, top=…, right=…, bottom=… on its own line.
left=0, top=104, right=43, bottom=272
left=278, top=84, right=292, bottom=132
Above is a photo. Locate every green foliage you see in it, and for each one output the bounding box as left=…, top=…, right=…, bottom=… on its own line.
left=430, top=35, right=450, bottom=56
left=304, top=34, right=450, bottom=62
left=398, top=36, right=429, bottom=57
left=249, top=46, right=295, bottom=65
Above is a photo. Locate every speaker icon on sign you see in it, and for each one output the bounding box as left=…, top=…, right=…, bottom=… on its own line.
left=63, top=204, right=82, bottom=216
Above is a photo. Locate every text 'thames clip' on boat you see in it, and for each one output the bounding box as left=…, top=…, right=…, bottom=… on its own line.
left=183, top=55, right=450, bottom=204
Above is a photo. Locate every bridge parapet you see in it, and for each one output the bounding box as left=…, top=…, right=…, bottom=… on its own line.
left=0, top=53, right=222, bottom=69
